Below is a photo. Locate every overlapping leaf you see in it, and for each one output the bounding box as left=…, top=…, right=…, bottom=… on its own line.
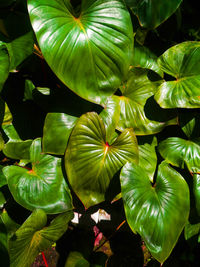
left=126, top=0, right=182, bottom=29
left=28, top=0, right=133, bottom=104
left=65, top=251, right=90, bottom=267
left=120, top=161, right=190, bottom=263
left=43, top=113, right=77, bottom=155
left=155, top=42, right=200, bottom=108
left=116, top=68, right=176, bottom=135
left=3, top=138, right=72, bottom=214
left=9, top=209, right=73, bottom=267
left=65, top=112, right=138, bottom=208
left=0, top=42, right=9, bottom=92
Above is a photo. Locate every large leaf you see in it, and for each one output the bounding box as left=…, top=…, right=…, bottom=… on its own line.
left=43, top=113, right=77, bottom=155
left=158, top=137, right=200, bottom=173
left=0, top=42, right=9, bottom=92
left=28, top=0, right=133, bottom=104
left=116, top=68, right=176, bottom=135
left=2, top=124, right=33, bottom=160
left=193, top=174, right=200, bottom=216
left=3, top=138, right=72, bottom=214
left=0, top=217, right=9, bottom=267
left=120, top=161, right=190, bottom=263
left=9, top=209, right=73, bottom=267
left=126, top=0, right=182, bottom=29
left=155, top=42, right=200, bottom=108
left=65, top=112, right=138, bottom=208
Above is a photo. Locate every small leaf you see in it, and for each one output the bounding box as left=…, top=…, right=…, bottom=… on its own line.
left=155, top=42, right=200, bottom=108
left=43, top=113, right=77, bottom=155
left=120, top=161, right=190, bottom=263
left=3, top=138, right=73, bottom=214
left=9, top=209, right=73, bottom=267
left=0, top=42, right=9, bottom=92
left=65, top=112, right=138, bottom=208
left=65, top=251, right=90, bottom=267
left=179, top=111, right=200, bottom=139
left=0, top=165, right=7, bottom=188
left=0, top=192, right=6, bottom=208
left=193, top=174, right=200, bottom=216
left=184, top=221, right=200, bottom=240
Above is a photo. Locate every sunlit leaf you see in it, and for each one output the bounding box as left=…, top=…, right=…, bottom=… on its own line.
left=28, top=0, right=133, bottom=104
left=3, top=138, right=73, bottom=214
left=120, top=161, right=190, bottom=263
left=65, top=112, right=138, bottom=208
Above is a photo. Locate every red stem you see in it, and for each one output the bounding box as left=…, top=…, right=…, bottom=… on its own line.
left=41, top=252, right=48, bottom=267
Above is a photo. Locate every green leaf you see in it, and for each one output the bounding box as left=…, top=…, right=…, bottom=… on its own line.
left=193, top=174, right=200, bottom=216
left=0, top=133, right=4, bottom=151
left=184, top=221, right=200, bottom=240
left=2, top=124, right=33, bottom=160
left=0, top=216, right=9, bottom=267
left=0, top=42, right=9, bottom=92
left=28, top=0, right=133, bottom=104
left=132, top=43, right=163, bottom=77
left=0, top=191, right=6, bottom=208
left=120, top=161, right=190, bottom=263
left=116, top=68, right=176, bottom=135
left=155, top=42, right=200, bottom=108
left=6, top=31, right=34, bottom=71
left=65, top=251, right=90, bottom=267
left=158, top=137, right=200, bottom=173
left=138, top=136, right=157, bottom=182
left=0, top=165, right=7, bottom=188
left=179, top=111, right=200, bottom=139
left=24, top=79, right=51, bottom=101
left=99, top=95, right=120, bottom=142
left=43, top=113, right=77, bottom=155
left=65, top=112, right=138, bottom=208
left=126, top=0, right=182, bottom=29
left=2, top=102, right=12, bottom=125
left=3, top=138, right=73, bottom=214
left=9, top=209, right=73, bottom=267
left=0, top=210, right=20, bottom=239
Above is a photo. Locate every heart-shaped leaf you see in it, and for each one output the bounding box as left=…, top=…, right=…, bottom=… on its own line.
left=120, top=161, right=190, bottom=263
left=65, top=112, right=138, bottom=208
left=43, top=113, right=77, bottom=155
left=158, top=137, right=200, bottom=173
left=155, top=42, right=200, bottom=108
left=9, top=209, right=73, bottom=267
left=116, top=68, right=176, bottom=135
left=3, top=138, right=72, bottom=214
left=28, top=0, right=133, bottom=104
left=0, top=42, right=9, bottom=92
left=126, top=0, right=182, bottom=29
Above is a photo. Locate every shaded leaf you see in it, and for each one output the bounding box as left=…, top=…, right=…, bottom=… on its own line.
left=0, top=192, right=6, bottom=208
left=43, top=113, right=77, bottom=155
left=155, top=42, right=200, bottom=108
left=9, top=209, right=73, bottom=267
left=28, top=0, right=133, bottom=104
left=3, top=138, right=73, bottom=214
left=120, top=161, right=190, bottom=263
left=179, top=111, right=200, bottom=138
left=193, top=174, right=200, bottom=216
left=65, top=251, right=90, bottom=267
left=0, top=165, right=7, bottom=188
left=126, top=0, right=182, bottom=29
left=184, top=221, right=200, bottom=241
left=0, top=42, right=9, bottom=92
left=0, top=216, right=9, bottom=267
left=65, top=112, right=138, bottom=208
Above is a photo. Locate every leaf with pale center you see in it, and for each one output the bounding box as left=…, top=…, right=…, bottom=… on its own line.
left=120, top=161, right=190, bottom=263
left=65, top=112, right=138, bottom=208
left=9, top=209, right=73, bottom=267
left=28, top=0, right=133, bottom=104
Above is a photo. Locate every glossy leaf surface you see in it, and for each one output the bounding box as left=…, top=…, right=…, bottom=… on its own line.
left=120, top=161, right=190, bottom=263
left=117, top=68, right=176, bottom=135
left=179, top=111, right=200, bottom=139
left=28, top=0, right=133, bottom=104
left=138, top=136, right=157, bottom=182
left=184, top=222, right=200, bottom=240
left=3, top=138, right=72, bottom=214
left=9, top=209, right=73, bottom=267
left=155, top=42, right=200, bottom=108
left=65, top=112, right=138, bottom=208
left=43, top=113, right=77, bottom=155
left=126, top=0, right=182, bottom=29
left=132, top=43, right=163, bottom=77
left=158, top=137, right=200, bottom=173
